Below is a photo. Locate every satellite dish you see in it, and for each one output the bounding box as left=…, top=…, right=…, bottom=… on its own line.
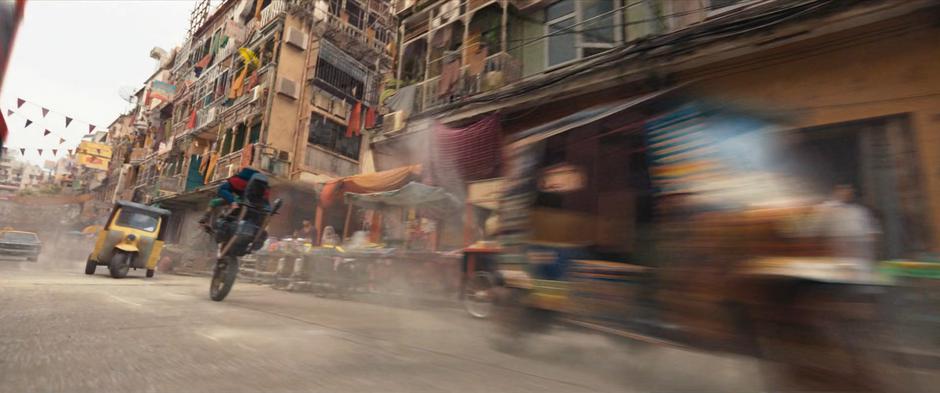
left=118, top=86, right=138, bottom=103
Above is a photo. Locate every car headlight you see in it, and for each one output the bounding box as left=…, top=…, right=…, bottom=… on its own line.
left=126, top=234, right=136, bottom=241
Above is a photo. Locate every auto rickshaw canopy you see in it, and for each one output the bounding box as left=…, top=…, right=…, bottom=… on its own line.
left=105, top=200, right=172, bottom=241
left=113, top=200, right=171, bottom=217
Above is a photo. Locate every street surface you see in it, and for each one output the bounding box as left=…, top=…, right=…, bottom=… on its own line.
left=0, top=255, right=763, bottom=393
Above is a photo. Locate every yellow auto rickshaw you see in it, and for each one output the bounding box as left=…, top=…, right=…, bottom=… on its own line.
left=84, top=201, right=171, bottom=278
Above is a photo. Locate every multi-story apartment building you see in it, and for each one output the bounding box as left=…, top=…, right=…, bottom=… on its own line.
left=372, top=0, right=940, bottom=257
left=105, top=0, right=397, bottom=242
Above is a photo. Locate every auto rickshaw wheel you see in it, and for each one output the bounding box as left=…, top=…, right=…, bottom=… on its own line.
left=464, top=271, right=496, bottom=318
left=108, top=252, right=130, bottom=279
left=146, top=269, right=155, bottom=278
left=84, top=256, right=96, bottom=275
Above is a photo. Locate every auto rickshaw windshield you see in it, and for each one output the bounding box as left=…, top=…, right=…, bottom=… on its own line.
left=115, top=210, right=159, bottom=232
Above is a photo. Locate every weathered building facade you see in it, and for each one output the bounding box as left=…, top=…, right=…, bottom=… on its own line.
left=104, top=0, right=397, bottom=243
left=375, top=0, right=940, bottom=257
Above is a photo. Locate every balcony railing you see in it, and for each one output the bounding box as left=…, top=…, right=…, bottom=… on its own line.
left=313, top=6, right=394, bottom=68
left=211, top=149, right=244, bottom=183
left=304, top=145, right=359, bottom=178
left=404, top=51, right=523, bottom=114
left=260, top=0, right=288, bottom=28
left=158, top=175, right=183, bottom=196
left=466, top=52, right=522, bottom=95
left=128, top=148, right=148, bottom=164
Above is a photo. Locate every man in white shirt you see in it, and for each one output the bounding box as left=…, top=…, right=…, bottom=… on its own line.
left=815, top=184, right=881, bottom=271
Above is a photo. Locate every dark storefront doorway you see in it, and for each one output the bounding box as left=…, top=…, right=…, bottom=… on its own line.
left=786, top=115, right=929, bottom=258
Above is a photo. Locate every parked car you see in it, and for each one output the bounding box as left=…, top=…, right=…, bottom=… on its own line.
left=0, top=230, right=41, bottom=261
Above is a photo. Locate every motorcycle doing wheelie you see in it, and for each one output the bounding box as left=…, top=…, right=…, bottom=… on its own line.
left=206, top=173, right=282, bottom=301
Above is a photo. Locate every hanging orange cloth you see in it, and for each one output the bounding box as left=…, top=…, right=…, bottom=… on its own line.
left=186, top=109, right=197, bottom=129
left=229, top=66, right=248, bottom=99
left=240, top=143, right=254, bottom=168
left=246, top=69, right=259, bottom=91
left=204, top=152, right=220, bottom=183
left=254, top=0, right=264, bottom=20
left=364, top=106, right=376, bottom=129
left=346, top=101, right=362, bottom=137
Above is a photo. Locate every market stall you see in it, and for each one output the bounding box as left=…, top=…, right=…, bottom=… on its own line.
left=339, top=182, right=464, bottom=300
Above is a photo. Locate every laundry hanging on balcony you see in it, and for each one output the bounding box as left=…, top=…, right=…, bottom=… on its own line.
left=186, top=155, right=204, bottom=192
left=194, top=53, right=214, bottom=77
left=346, top=101, right=362, bottom=137
left=229, top=66, right=249, bottom=99
left=465, top=41, right=489, bottom=76
left=186, top=109, right=197, bottom=129
left=364, top=106, right=376, bottom=129
left=438, top=51, right=462, bottom=97
left=238, top=47, right=261, bottom=68
left=240, top=143, right=254, bottom=168
left=204, top=152, right=219, bottom=184
left=385, top=84, right=417, bottom=117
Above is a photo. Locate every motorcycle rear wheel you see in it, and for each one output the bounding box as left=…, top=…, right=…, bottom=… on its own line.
left=210, top=256, right=239, bottom=301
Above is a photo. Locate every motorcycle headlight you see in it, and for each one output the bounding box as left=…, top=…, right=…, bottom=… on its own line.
left=126, top=234, right=136, bottom=241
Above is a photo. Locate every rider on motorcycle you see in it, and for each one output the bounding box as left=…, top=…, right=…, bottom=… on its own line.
left=200, top=167, right=270, bottom=226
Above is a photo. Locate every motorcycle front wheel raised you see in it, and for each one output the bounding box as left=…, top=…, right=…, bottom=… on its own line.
left=209, top=256, right=239, bottom=301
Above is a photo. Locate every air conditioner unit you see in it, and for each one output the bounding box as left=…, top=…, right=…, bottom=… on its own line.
left=313, top=92, right=331, bottom=110
left=382, top=111, right=405, bottom=134
left=275, top=77, right=299, bottom=100
left=332, top=100, right=348, bottom=119
left=250, top=86, right=263, bottom=103
left=285, top=26, right=308, bottom=50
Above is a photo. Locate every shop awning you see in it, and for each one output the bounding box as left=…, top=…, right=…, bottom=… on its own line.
left=344, top=181, right=460, bottom=212
left=508, top=88, right=679, bottom=148
left=319, top=164, right=423, bottom=208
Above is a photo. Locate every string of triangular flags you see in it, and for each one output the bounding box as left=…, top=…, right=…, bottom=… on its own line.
left=4, top=97, right=99, bottom=137
left=1, top=146, right=72, bottom=157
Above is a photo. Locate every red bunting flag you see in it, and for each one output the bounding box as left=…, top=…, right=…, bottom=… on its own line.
left=41, top=108, right=49, bottom=118
left=59, top=137, right=65, bottom=144
left=43, top=129, right=51, bottom=136
left=88, top=124, right=95, bottom=134
left=24, top=119, right=32, bottom=128
left=37, top=149, right=42, bottom=155
left=65, top=117, right=73, bottom=127
left=5, top=109, right=12, bottom=117
left=16, top=98, right=24, bottom=108
left=51, top=149, right=57, bottom=156
left=19, top=148, right=25, bottom=155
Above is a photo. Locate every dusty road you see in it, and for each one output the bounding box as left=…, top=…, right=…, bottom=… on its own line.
left=0, top=256, right=762, bottom=393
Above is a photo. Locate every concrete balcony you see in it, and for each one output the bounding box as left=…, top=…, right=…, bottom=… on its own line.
left=260, top=0, right=288, bottom=28
left=211, top=149, right=244, bottom=184
left=303, top=144, right=358, bottom=178
left=158, top=175, right=183, bottom=196
left=312, top=8, right=394, bottom=69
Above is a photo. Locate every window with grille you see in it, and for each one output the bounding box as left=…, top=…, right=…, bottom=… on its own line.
left=308, top=113, right=361, bottom=160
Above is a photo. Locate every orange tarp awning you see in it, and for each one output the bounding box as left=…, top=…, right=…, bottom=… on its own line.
left=314, top=165, right=422, bottom=244
left=319, top=164, right=422, bottom=208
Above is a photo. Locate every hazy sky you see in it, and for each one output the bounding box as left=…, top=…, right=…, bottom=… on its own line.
left=2, top=0, right=219, bottom=165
